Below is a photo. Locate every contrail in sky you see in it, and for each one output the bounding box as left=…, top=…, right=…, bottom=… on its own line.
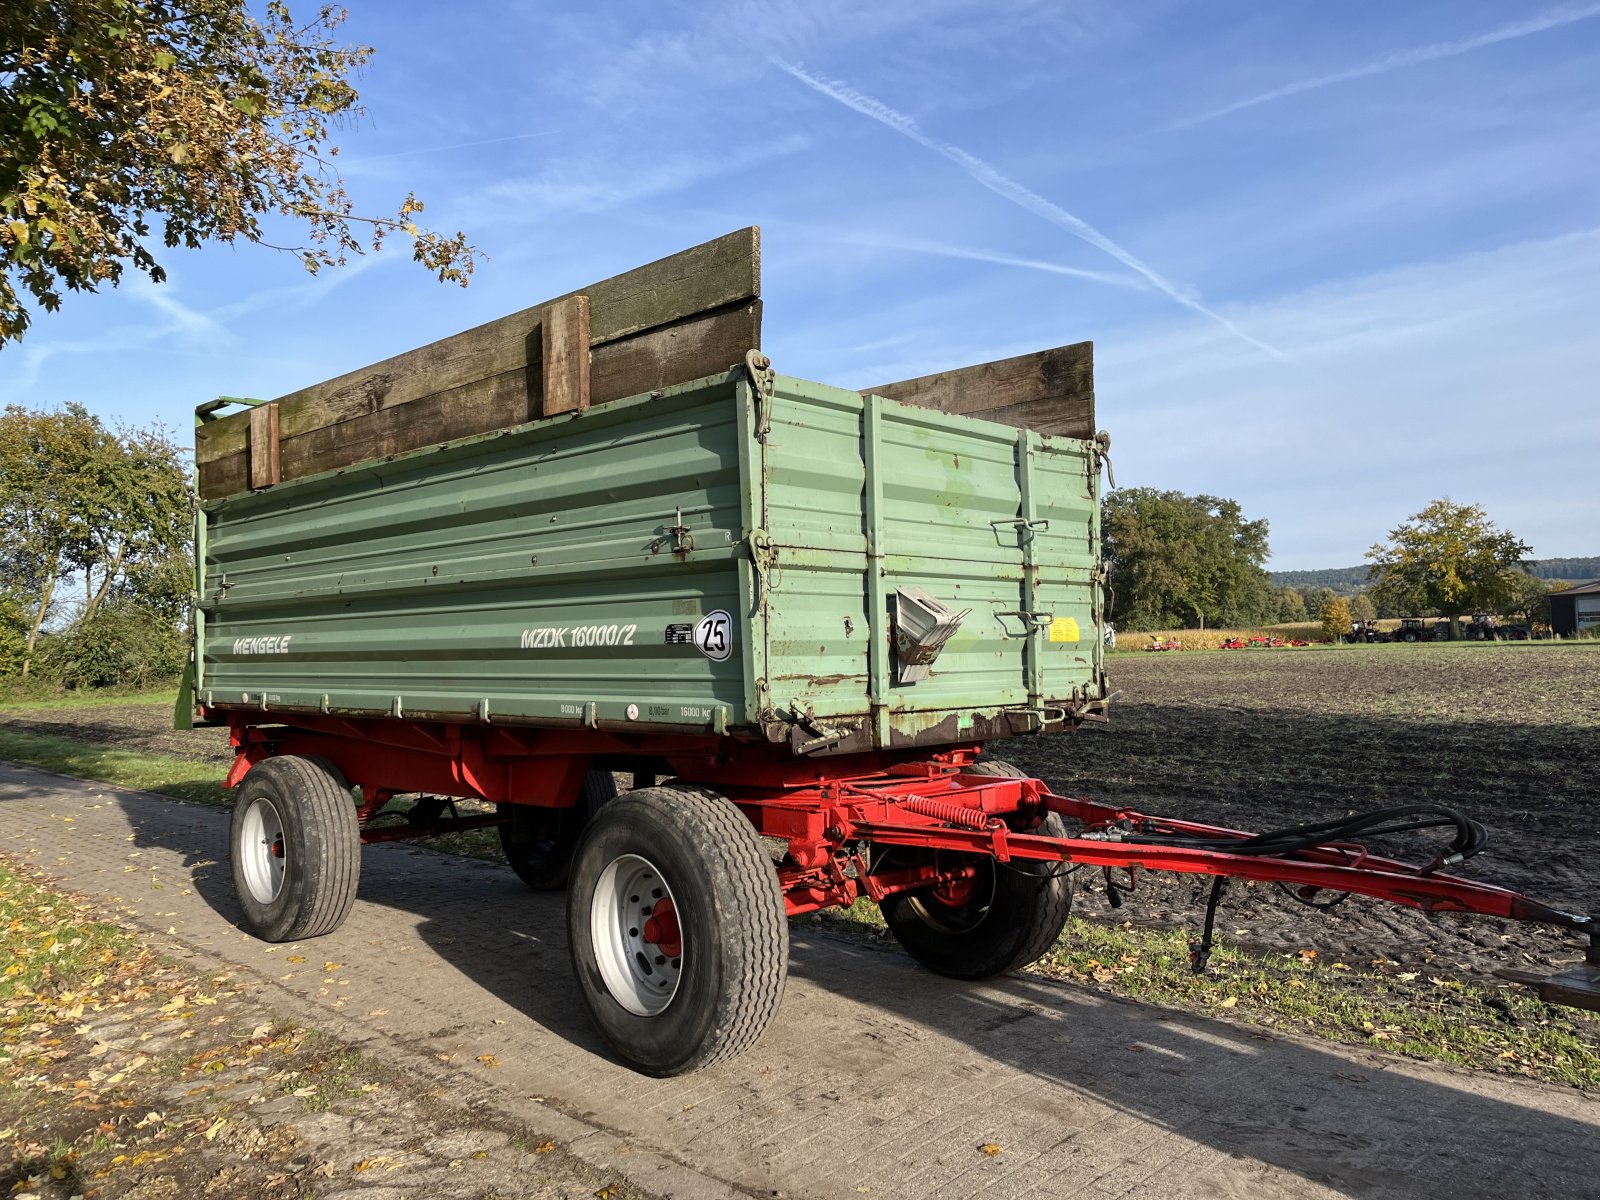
left=770, top=58, right=1288, bottom=361
left=1179, top=3, right=1600, bottom=126
left=838, top=234, right=1148, bottom=289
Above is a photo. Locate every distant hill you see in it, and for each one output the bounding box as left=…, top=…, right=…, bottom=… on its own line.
left=1269, top=557, right=1600, bottom=594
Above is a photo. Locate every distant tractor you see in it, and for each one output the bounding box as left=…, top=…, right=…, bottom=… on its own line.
left=1395, top=618, right=1430, bottom=642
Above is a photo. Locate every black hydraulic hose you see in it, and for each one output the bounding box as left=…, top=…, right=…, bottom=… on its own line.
left=1120, top=803, right=1489, bottom=871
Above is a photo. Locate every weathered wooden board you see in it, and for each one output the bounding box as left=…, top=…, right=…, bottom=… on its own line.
left=196, top=228, right=761, bottom=497
left=197, top=301, right=763, bottom=498
left=540, top=294, right=591, bottom=417
left=865, top=341, right=1094, bottom=439
left=247, top=402, right=280, bottom=490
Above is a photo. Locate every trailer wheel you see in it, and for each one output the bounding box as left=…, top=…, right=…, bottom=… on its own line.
left=880, top=759, right=1072, bottom=980
left=230, top=756, right=361, bottom=943
left=568, top=784, right=788, bottom=1075
left=498, top=770, right=618, bottom=890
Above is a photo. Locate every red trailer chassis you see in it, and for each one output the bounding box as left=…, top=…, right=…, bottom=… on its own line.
left=213, top=708, right=1600, bottom=1013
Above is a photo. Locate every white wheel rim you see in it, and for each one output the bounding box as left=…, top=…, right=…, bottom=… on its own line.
left=589, top=853, right=683, bottom=1017
left=240, top=796, right=287, bottom=905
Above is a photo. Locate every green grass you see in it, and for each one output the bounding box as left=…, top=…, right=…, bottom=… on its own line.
left=0, top=727, right=508, bottom=862
left=0, top=727, right=226, bottom=806
left=0, top=683, right=180, bottom=711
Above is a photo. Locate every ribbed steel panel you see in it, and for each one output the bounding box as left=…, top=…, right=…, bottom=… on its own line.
left=197, top=368, right=1104, bottom=748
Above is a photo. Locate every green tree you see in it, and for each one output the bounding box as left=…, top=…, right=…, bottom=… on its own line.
left=1366, top=500, right=1531, bottom=639
left=1349, top=592, right=1377, bottom=623
left=0, top=1, right=474, bottom=343
left=0, top=403, right=189, bottom=676
left=1303, top=587, right=1336, bottom=622
left=1102, top=489, right=1274, bottom=631
left=1321, top=595, right=1352, bottom=643
left=1502, top=571, right=1556, bottom=629
left=1274, top=587, right=1307, bottom=623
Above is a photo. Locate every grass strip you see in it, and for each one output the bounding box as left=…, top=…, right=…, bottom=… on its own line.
left=0, top=727, right=227, bottom=807
left=0, top=727, right=507, bottom=862
left=811, top=902, right=1599, bottom=1088
left=0, top=686, right=180, bottom=712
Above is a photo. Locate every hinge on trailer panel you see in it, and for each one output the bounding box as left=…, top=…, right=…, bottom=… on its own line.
left=746, top=527, right=775, bottom=607
left=1091, top=429, right=1116, bottom=490
left=745, top=349, right=776, bottom=441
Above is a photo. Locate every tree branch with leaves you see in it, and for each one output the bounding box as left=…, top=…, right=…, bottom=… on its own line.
left=0, top=0, right=475, bottom=343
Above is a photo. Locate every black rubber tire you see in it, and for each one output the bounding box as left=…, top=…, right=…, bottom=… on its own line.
left=880, top=758, right=1072, bottom=980
left=230, top=756, right=361, bottom=943
left=567, top=784, right=789, bottom=1076
left=498, top=770, right=618, bottom=891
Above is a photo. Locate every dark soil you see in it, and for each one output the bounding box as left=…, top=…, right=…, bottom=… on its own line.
left=1003, top=643, right=1600, bottom=987
left=0, top=704, right=231, bottom=763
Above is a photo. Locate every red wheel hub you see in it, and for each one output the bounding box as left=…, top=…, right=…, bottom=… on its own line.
left=641, top=897, right=682, bottom=958
left=930, top=872, right=978, bottom=907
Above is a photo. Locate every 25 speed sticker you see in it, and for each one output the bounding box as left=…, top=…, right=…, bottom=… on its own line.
left=693, top=611, right=733, bottom=661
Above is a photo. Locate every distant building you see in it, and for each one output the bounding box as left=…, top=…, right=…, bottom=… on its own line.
left=1549, top=580, right=1600, bottom=637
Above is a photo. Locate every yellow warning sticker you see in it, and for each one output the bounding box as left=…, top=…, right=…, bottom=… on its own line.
left=1048, top=617, right=1081, bottom=643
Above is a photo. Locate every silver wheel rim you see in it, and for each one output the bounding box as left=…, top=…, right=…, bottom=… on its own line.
left=589, top=853, right=683, bottom=1017
left=240, top=796, right=287, bottom=905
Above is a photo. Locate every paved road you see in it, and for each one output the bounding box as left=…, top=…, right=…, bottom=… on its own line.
left=3, top=761, right=1596, bottom=1200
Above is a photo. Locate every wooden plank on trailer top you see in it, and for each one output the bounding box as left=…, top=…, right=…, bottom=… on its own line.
left=540, top=294, right=591, bottom=417
left=248, top=402, right=280, bottom=489
left=589, top=300, right=760, bottom=408
left=194, top=226, right=761, bottom=467
left=865, top=341, right=1095, bottom=439
left=195, top=301, right=764, bottom=498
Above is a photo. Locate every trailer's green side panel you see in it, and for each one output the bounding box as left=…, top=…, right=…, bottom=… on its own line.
left=759, top=377, right=1103, bottom=745
left=197, top=368, right=1104, bottom=749
left=199, top=376, right=758, bottom=732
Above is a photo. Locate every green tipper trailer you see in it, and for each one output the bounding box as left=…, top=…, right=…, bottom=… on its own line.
left=192, top=230, right=1600, bottom=1075
left=194, top=362, right=1109, bottom=751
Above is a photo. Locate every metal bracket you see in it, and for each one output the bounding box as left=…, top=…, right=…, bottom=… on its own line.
left=994, top=609, right=1054, bottom=637
left=195, top=395, right=271, bottom=425
left=666, top=506, right=695, bottom=553
left=1092, top=429, right=1116, bottom=490
left=788, top=701, right=847, bottom=755
left=990, top=517, right=1050, bottom=542
left=745, top=349, right=776, bottom=441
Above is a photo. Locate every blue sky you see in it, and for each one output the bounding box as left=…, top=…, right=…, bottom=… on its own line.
left=4, top=0, right=1598, bottom=570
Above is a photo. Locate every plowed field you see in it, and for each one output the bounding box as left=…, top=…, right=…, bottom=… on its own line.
left=1005, top=642, right=1600, bottom=983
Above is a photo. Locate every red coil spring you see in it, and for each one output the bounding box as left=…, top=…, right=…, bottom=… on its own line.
left=902, top=795, right=998, bottom=830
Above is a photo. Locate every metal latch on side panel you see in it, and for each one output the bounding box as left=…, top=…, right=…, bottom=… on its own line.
left=745, top=349, right=776, bottom=441
left=1092, top=429, right=1116, bottom=489
left=893, top=587, right=970, bottom=683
